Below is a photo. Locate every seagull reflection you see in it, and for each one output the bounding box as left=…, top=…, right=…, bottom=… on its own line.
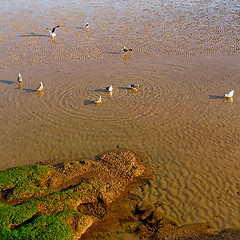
left=223, top=97, right=233, bottom=103
left=94, top=95, right=102, bottom=104
left=18, top=83, right=23, bottom=89
left=35, top=91, right=43, bottom=96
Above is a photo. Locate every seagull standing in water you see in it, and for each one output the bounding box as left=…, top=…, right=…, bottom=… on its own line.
left=123, top=47, right=133, bottom=53
left=105, top=85, right=113, bottom=92
left=46, top=26, right=60, bottom=37
left=128, top=84, right=140, bottom=89
left=224, top=90, right=234, bottom=98
left=95, top=95, right=102, bottom=104
left=36, top=82, right=43, bottom=92
left=17, top=74, right=22, bottom=83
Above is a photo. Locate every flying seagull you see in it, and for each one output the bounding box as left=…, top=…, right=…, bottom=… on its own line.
left=95, top=95, right=102, bottom=104
left=128, top=84, right=140, bottom=89
left=46, top=26, right=60, bottom=37
left=17, top=74, right=22, bottom=83
left=105, top=85, right=113, bottom=92
left=85, top=23, right=89, bottom=29
left=224, top=90, right=234, bottom=98
left=36, top=82, right=43, bottom=92
left=123, top=47, right=133, bottom=53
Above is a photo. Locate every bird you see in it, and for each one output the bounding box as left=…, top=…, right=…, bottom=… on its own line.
left=95, top=95, right=102, bottom=104
left=36, top=82, right=43, bottom=92
left=123, top=47, right=133, bottom=53
left=17, top=74, right=22, bottom=83
left=105, top=85, right=113, bottom=92
left=128, top=84, right=140, bottom=89
left=46, top=26, right=60, bottom=37
left=85, top=22, right=89, bottom=29
left=224, top=90, right=234, bottom=98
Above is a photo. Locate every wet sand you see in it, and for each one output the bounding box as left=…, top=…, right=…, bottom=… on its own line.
left=0, top=0, right=240, bottom=234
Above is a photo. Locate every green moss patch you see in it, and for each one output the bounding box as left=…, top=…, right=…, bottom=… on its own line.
left=6, top=186, right=54, bottom=202
left=0, top=211, right=74, bottom=240
left=0, top=165, right=50, bottom=191
left=0, top=202, right=38, bottom=228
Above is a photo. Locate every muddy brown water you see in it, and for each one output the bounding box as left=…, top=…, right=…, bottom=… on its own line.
left=0, top=0, right=239, bottom=233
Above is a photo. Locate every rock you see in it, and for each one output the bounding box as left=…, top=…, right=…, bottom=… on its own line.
left=138, top=200, right=155, bottom=221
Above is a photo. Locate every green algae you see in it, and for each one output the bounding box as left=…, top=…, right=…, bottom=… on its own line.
left=0, top=165, right=50, bottom=191
left=0, top=211, right=74, bottom=240
left=0, top=164, right=95, bottom=239
left=0, top=202, right=38, bottom=229
left=6, top=186, right=55, bottom=202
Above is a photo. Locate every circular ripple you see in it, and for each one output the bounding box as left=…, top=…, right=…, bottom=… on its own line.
left=56, top=73, right=161, bottom=121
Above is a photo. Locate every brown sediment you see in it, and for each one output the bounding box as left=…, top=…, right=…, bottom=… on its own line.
left=1, top=0, right=240, bottom=234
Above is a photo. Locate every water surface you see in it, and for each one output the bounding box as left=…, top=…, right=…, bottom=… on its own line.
left=0, top=0, right=239, bottom=232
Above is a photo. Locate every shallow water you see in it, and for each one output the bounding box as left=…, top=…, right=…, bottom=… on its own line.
left=0, top=0, right=240, bottom=232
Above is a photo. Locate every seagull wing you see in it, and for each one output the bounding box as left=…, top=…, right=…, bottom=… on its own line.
left=52, top=26, right=60, bottom=33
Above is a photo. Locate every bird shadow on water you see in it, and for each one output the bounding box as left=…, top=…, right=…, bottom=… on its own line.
left=209, top=95, right=225, bottom=99
left=84, top=100, right=95, bottom=105
left=72, top=26, right=85, bottom=30
left=102, top=51, right=121, bottom=55
left=118, top=87, right=129, bottom=90
left=209, top=95, right=233, bottom=102
left=94, top=89, right=106, bottom=93
left=17, top=33, right=50, bottom=38
left=0, top=80, right=15, bottom=85
left=22, top=88, right=36, bottom=93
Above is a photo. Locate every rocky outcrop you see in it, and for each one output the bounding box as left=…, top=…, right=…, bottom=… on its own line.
left=0, top=150, right=148, bottom=239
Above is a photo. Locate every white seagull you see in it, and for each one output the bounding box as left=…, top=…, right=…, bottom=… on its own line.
left=95, top=95, right=102, bottom=104
left=123, top=47, right=132, bottom=53
left=85, top=23, right=89, bottom=29
left=128, top=84, right=140, bottom=89
left=17, top=74, right=22, bottom=83
left=36, top=82, right=43, bottom=92
left=46, top=26, right=60, bottom=37
left=105, top=85, right=113, bottom=92
left=224, top=90, right=234, bottom=98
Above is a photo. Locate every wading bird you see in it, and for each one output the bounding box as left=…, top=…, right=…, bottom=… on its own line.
left=46, top=26, right=60, bottom=37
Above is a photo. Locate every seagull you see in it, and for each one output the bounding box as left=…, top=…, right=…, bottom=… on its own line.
left=105, top=85, right=113, bottom=92
left=46, top=26, right=60, bottom=37
left=85, top=23, right=89, bottom=29
left=36, top=82, right=43, bottom=92
left=95, top=95, right=102, bottom=104
left=128, top=84, right=140, bottom=89
left=224, top=90, right=234, bottom=98
left=17, top=74, right=22, bottom=83
left=123, top=47, right=133, bottom=53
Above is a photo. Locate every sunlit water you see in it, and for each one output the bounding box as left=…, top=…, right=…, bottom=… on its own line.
left=0, top=0, right=239, bottom=232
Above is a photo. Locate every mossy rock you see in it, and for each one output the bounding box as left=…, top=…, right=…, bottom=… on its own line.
left=0, top=165, right=50, bottom=191
left=0, top=211, right=75, bottom=240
